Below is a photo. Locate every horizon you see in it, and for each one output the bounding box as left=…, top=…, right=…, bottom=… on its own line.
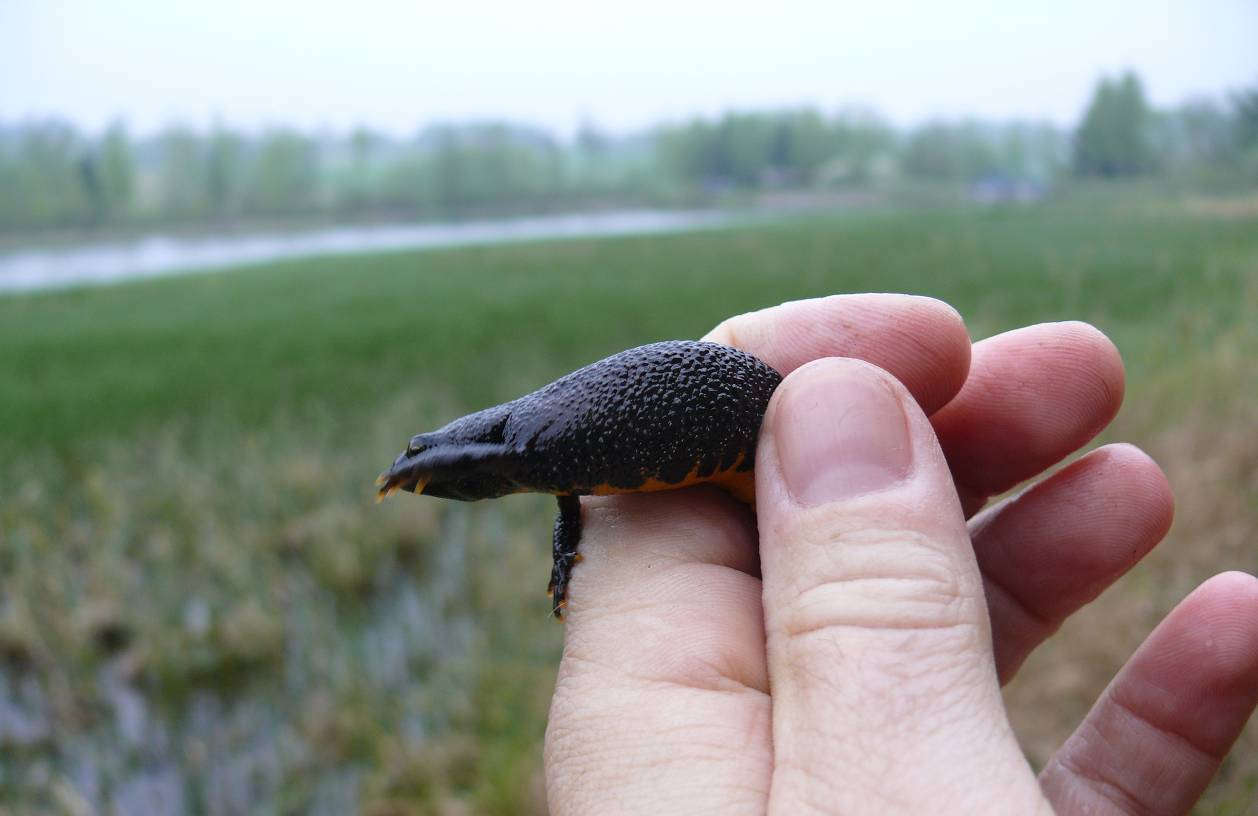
left=0, top=80, right=1232, bottom=143
left=2, top=1, right=1254, bottom=140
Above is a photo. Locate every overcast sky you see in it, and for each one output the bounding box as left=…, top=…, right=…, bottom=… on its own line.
left=2, top=1, right=1255, bottom=138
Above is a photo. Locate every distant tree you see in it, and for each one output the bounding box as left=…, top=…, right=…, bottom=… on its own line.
left=426, top=126, right=467, bottom=211
left=1017, top=122, right=1070, bottom=181
left=657, top=108, right=898, bottom=190
left=0, top=134, right=17, bottom=228
left=331, top=126, right=383, bottom=211
left=377, top=152, right=435, bottom=212
left=206, top=125, right=245, bottom=218
left=719, top=114, right=773, bottom=184
left=1231, top=84, right=1258, bottom=150
left=1151, top=97, right=1238, bottom=170
left=245, top=129, right=318, bottom=215
left=774, top=109, right=834, bottom=182
left=7, top=120, right=90, bottom=228
left=350, top=126, right=379, bottom=163
left=1073, top=71, right=1155, bottom=176
left=901, top=121, right=999, bottom=180
left=95, top=121, right=135, bottom=222
left=77, top=150, right=104, bottom=224
left=465, top=123, right=518, bottom=204
left=415, top=121, right=564, bottom=212
left=827, top=109, right=897, bottom=184
left=655, top=119, right=720, bottom=186
left=575, top=118, right=608, bottom=155
left=157, top=126, right=209, bottom=219
left=568, top=118, right=618, bottom=195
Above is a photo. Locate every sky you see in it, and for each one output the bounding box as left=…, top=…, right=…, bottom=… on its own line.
left=1, top=0, right=1255, bottom=138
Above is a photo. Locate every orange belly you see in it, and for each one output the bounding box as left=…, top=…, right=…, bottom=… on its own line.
left=583, top=455, right=756, bottom=505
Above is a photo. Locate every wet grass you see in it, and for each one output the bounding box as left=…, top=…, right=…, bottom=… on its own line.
left=1, top=187, right=1256, bottom=812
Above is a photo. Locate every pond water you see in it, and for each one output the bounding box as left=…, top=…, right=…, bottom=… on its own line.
left=0, top=504, right=480, bottom=813
left=0, top=209, right=734, bottom=294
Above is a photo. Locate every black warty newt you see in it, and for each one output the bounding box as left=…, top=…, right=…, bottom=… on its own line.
left=377, top=340, right=782, bottom=617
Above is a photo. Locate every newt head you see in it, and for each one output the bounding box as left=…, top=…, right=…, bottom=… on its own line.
left=375, top=436, right=519, bottom=502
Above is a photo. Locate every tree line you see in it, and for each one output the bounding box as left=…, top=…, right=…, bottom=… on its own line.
left=1, top=72, right=1255, bottom=233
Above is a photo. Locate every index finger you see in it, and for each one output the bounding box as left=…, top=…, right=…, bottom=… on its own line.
left=705, top=293, right=972, bottom=415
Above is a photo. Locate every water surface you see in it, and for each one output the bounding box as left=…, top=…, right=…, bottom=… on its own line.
left=0, top=209, right=733, bottom=293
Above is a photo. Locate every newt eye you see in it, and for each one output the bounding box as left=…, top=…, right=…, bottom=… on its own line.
left=406, top=434, right=429, bottom=455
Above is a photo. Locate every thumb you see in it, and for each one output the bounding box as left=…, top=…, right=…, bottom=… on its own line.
left=756, top=358, right=1048, bottom=814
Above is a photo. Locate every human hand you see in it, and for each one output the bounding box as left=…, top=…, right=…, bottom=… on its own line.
left=543, top=294, right=1258, bottom=814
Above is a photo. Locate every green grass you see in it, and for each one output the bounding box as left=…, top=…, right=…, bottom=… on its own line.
left=4, top=195, right=1253, bottom=457
left=1, top=189, right=1256, bottom=813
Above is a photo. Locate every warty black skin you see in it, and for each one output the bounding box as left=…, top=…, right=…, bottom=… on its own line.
left=377, top=340, right=783, bottom=616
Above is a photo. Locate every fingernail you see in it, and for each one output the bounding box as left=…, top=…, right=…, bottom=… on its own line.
left=775, top=362, right=913, bottom=506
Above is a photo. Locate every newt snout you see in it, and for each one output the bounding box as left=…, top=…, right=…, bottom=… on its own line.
left=377, top=441, right=520, bottom=501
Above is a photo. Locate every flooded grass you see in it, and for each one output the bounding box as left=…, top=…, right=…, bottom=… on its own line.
left=1, top=190, right=1256, bottom=812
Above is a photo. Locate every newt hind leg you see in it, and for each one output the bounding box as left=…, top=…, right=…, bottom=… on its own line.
left=547, top=494, right=582, bottom=619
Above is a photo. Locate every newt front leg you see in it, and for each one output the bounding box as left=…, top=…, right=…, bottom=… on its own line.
left=548, top=494, right=583, bottom=618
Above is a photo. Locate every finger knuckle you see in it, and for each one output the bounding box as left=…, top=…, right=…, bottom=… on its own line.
left=776, top=526, right=983, bottom=648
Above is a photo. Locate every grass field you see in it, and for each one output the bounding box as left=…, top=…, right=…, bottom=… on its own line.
left=1, top=188, right=1256, bottom=813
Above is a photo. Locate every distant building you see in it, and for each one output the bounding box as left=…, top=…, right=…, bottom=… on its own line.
left=968, top=174, right=1048, bottom=204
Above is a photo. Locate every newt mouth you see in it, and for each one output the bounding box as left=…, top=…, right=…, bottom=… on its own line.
left=375, top=459, right=430, bottom=500
left=374, top=442, right=516, bottom=502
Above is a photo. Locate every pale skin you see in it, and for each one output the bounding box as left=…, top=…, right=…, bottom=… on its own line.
left=543, top=294, right=1258, bottom=815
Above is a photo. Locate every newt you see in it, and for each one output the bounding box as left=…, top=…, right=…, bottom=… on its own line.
left=376, top=340, right=782, bottom=617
